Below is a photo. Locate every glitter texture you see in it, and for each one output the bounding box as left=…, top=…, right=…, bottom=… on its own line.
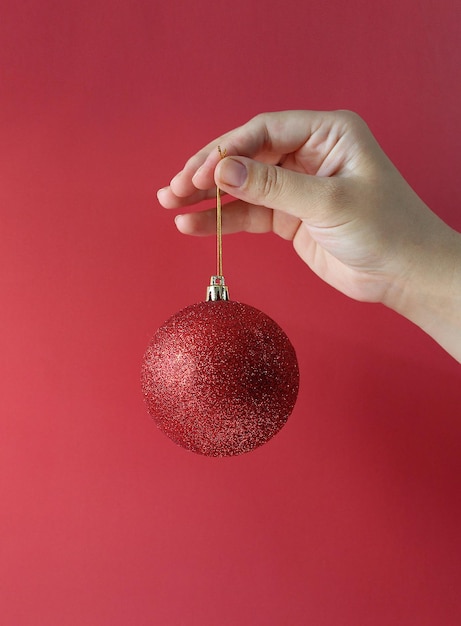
left=141, top=300, right=299, bottom=456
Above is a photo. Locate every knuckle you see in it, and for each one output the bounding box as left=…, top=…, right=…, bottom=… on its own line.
left=256, top=164, right=281, bottom=201
left=335, top=109, right=363, bottom=125
left=335, top=109, right=369, bottom=135
left=250, top=111, right=271, bottom=125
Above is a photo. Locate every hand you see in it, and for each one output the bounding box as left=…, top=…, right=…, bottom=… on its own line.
left=158, top=110, right=461, bottom=361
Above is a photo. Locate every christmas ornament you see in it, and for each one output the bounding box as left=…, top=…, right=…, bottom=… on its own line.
left=142, top=148, right=299, bottom=456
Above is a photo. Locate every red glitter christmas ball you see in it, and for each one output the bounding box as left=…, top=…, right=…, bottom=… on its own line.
left=141, top=300, right=299, bottom=456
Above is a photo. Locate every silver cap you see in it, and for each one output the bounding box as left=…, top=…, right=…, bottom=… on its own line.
left=206, top=275, right=230, bottom=301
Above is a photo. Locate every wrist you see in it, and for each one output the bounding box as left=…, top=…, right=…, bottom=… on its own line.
left=383, top=218, right=461, bottom=361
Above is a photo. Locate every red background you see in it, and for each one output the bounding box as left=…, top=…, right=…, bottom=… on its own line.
left=1, top=1, right=460, bottom=624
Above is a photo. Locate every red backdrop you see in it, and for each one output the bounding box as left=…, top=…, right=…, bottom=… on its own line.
left=1, top=1, right=460, bottom=625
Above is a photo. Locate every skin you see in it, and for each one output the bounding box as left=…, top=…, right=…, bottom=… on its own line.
left=157, top=110, right=461, bottom=362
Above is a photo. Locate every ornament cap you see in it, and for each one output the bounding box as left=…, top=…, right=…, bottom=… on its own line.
left=206, top=275, right=230, bottom=301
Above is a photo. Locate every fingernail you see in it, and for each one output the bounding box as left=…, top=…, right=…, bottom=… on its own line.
left=170, top=171, right=182, bottom=187
left=156, top=187, right=167, bottom=204
left=192, top=165, right=204, bottom=184
left=219, top=158, right=247, bottom=187
left=175, top=215, right=187, bottom=232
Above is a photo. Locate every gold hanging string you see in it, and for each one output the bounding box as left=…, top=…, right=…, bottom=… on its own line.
left=206, top=146, right=229, bottom=301
left=216, top=146, right=227, bottom=276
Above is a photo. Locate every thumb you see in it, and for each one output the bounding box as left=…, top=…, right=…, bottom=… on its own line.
left=215, top=156, right=335, bottom=221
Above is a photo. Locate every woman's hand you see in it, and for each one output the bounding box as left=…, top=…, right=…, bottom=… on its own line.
left=158, top=110, right=461, bottom=361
